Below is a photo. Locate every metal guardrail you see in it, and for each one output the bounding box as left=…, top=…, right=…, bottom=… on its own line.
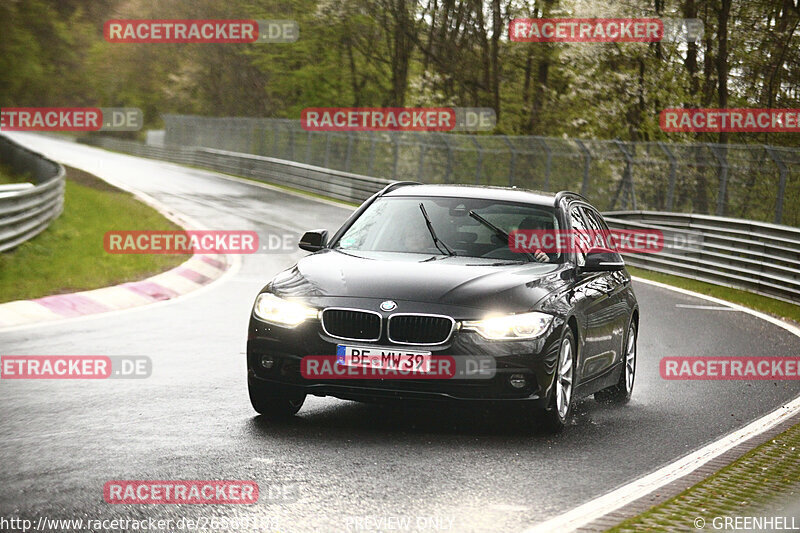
left=82, top=136, right=800, bottom=304
left=0, top=135, right=66, bottom=253
left=605, top=211, right=800, bottom=304
left=83, top=137, right=390, bottom=202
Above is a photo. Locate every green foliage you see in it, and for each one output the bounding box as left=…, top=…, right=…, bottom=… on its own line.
left=0, top=0, right=798, bottom=146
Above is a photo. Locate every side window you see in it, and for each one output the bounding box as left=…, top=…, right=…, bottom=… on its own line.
left=568, top=207, right=588, bottom=266
left=580, top=207, right=617, bottom=252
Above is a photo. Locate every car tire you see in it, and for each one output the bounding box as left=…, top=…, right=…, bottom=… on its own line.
left=595, top=322, right=637, bottom=404
left=541, top=328, right=576, bottom=432
left=248, top=379, right=306, bottom=418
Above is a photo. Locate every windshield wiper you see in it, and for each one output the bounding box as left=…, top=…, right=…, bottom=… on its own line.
left=419, top=203, right=456, bottom=256
left=468, top=210, right=534, bottom=262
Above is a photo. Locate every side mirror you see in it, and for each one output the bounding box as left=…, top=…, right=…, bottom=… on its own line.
left=582, top=247, right=624, bottom=272
left=299, top=230, right=328, bottom=252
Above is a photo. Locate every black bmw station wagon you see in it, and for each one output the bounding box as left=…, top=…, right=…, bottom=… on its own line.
left=247, top=184, right=638, bottom=430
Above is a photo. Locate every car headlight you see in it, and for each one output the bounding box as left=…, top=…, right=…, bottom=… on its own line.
left=253, top=293, right=318, bottom=327
left=462, top=311, right=553, bottom=340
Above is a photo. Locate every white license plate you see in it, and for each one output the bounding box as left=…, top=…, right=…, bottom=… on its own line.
left=336, top=345, right=432, bottom=373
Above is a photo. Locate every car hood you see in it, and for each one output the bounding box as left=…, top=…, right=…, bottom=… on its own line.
left=268, top=249, right=567, bottom=312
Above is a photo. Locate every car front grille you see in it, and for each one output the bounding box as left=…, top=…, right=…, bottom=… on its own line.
left=388, top=314, right=454, bottom=345
left=321, top=308, right=381, bottom=341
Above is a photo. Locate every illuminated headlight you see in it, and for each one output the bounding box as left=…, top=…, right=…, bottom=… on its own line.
left=462, top=311, right=553, bottom=340
left=253, top=293, right=318, bottom=327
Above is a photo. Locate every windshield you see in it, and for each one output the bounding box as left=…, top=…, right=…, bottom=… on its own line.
left=334, top=196, right=560, bottom=262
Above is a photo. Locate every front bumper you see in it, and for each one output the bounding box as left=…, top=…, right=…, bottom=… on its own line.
left=247, top=312, right=564, bottom=406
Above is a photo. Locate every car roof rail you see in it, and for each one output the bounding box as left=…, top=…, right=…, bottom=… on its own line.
left=555, top=190, right=589, bottom=204
left=378, top=181, right=422, bottom=196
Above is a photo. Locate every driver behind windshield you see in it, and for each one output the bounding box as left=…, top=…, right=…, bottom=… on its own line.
left=517, top=216, right=555, bottom=263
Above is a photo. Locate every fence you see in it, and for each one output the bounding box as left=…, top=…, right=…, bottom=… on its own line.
left=0, top=134, right=65, bottom=253
left=162, top=115, right=800, bottom=227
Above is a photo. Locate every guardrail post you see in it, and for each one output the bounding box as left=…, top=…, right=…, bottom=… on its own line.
left=501, top=135, right=517, bottom=186
left=574, top=139, right=591, bottom=196
left=470, top=136, right=483, bottom=184
left=658, top=142, right=677, bottom=210
left=765, top=145, right=788, bottom=224
left=711, top=144, right=729, bottom=216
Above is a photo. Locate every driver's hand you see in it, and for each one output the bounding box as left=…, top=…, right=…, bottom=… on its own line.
left=534, top=249, right=548, bottom=262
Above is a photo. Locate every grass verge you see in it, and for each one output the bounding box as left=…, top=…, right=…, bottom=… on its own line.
left=607, top=421, right=800, bottom=532
left=628, top=266, right=800, bottom=324
left=0, top=166, right=185, bottom=303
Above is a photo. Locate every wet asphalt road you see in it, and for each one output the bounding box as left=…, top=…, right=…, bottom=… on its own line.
left=1, top=134, right=800, bottom=533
